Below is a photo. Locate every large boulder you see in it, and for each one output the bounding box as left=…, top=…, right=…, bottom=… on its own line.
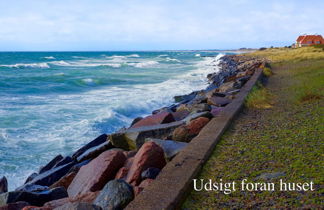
left=39, top=155, right=63, bottom=174
left=182, top=111, right=213, bottom=124
left=18, top=162, right=75, bottom=188
left=218, top=81, right=236, bottom=93
left=94, top=180, right=134, bottom=210
left=0, top=201, right=30, bottom=210
left=52, top=156, right=73, bottom=169
left=145, top=138, right=187, bottom=160
left=172, top=117, right=210, bottom=142
left=0, top=177, right=8, bottom=194
left=207, top=96, right=231, bottom=107
left=115, top=157, right=134, bottom=180
left=50, top=171, right=77, bottom=189
left=43, top=198, right=69, bottom=209
left=24, top=173, right=38, bottom=184
left=76, top=141, right=113, bottom=162
left=54, top=202, right=101, bottom=210
left=67, top=150, right=126, bottom=200
left=0, top=187, right=67, bottom=207
left=131, top=111, right=175, bottom=128
left=16, top=184, right=49, bottom=193
left=71, top=134, right=109, bottom=160
left=211, top=107, right=223, bottom=117
left=110, top=121, right=185, bottom=150
left=125, top=142, right=166, bottom=186
left=173, top=92, right=197, bottom=103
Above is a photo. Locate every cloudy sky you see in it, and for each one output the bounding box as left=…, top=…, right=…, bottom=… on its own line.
left=0, top=0, right=324, bottom=51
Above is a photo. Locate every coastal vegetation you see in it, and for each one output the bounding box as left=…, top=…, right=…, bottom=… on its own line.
left=183, top=46, right=324, bottom=209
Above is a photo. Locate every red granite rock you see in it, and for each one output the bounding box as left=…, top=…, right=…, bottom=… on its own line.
left=22, top=206, right=50, bottom=210
left=172, top=117, right=210, bottom=142
left=211, top=107, right=223, bottom=117
left=70, top=191, right=100, bottom=203
left=67, top=150, right=126, bottom=199
left=131, top=111, right=175, bottom=128
left=125, top=142, right=166, bottom=186
left=115, top=157, right=134, bottom=180
left=0, top=202, right=29, bottom=210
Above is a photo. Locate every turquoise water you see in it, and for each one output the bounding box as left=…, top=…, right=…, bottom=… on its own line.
left=0, top=51, right=224, bottom=189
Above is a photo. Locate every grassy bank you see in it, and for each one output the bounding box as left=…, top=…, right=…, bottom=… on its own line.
left=183, top=46, right=324, bottom=209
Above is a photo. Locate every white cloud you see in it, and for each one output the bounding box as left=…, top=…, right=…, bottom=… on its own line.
left=0, top=0, right=323, bottom=50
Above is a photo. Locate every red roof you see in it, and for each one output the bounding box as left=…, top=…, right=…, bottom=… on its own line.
left=297, top=35, right=324, bottom=44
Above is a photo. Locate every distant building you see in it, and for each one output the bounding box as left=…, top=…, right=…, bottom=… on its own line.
left=295, top=34, right=324, bottom=47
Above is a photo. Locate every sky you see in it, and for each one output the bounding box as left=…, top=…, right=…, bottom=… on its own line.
left=0, top=0, right=324, bottom=51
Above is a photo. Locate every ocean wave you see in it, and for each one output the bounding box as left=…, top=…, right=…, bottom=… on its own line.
left=0, top=63, right=50, bottom=69
left=158, top=54, right=168, bottom=57
left=43, top=56, right=55, bottom=60
left=195, top=53, right=201, bottom=57
left=165, top=57, right=180, bottom=62
left=128, top=61, right=159, bottom=68
left=50, top=60, right=122, bottom=68
left=127, top=54, right=140, bottom=58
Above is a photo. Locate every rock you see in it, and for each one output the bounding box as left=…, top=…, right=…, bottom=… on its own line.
left=22, top=206, right=50, bottom=210
left=0, top=187, right=67, bottom=206
left=54, top=202, right=101, bottom=210
left=0, top=201, right=29, bottom=210
left=131, top=111, right=175, bottom=128
left=67, top=150, right=126, bottom=200
left=70, top=191, right=100, bottom=203
left=71, top=134, right=108, bottom=160
left=171, top=110, right=190, bottom=121
left=16, top=184, right=49, bottom=192
left=39, top=155, right=63, bottom=174
left=211, top=107, right=223, bottom=117
left=76, top=141, right=113, bottom=162
left=145, top=138, right=187, bottom=160
left=68, top=159, right=91, bottom=173
left=218, top=81, right=236, bottom=93
left=138, top=178, right=154, bottom=189
left=53, top=156, right=73, bottom=169
left=123, top=151, right=137, bottom=159
left=0, top=177, right=8, bottom=194
left=110, top=121, right=185, bottom=150
left=130, top=117, right=143, bottom=127
left=50, top=171, right=77, bottom=189
left=256, top=172, right=285, bottom=180
left=24, top=173, right=38, bottom=184
left=125, top=142, right=166, bottom=186
left=176, top=103, right=211, bottom=113
left=93, top=180, right=134, bottom=210
left=174, top=92, right=197, bottom=103
left=133, top=186, right=142, bottom=196
left=182, top=111, right=213, bottom=124
left=19, top=162, right=75, bottom=187
left=43, top=198, right=69, bottom=209
left=115, top=157, right=134, bottom=180
left=207, top=96, right=231, bottom=107
left=141, top=167, right=160, bottom=180
left=173, top=117, right=210, bottom=142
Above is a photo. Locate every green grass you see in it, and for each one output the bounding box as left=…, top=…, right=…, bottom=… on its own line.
left=182, top=48, right=324, bottom=209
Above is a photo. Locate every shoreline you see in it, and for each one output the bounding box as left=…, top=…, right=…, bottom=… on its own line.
left=0, top=54, right=266, bottom=209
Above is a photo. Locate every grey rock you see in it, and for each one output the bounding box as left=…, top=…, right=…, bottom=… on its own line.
left=130, top=117, right=143, bottom=126
left=0, top=187, right=67, bottom=206
left=53, top=156, right=73, bottom=168
left=182, top=111, right=213, bottom=124
left=110, top=121, right=185, bottom=150
left=16, top=183, right=49, bottom=192
left=146, top=138, right=187, bottom=160
left=39, top=154, right=64, bottom=174
left=0, top=176, right=8, bottom=194
left=0, top=201, right=30, bottom=210
left=94, top=179, right=134, bottom=210
left=76, top=141, right=113, bottom=162
left=24, top=172, right=38, bottom=184
left=72, top=134, right=108, bottom=160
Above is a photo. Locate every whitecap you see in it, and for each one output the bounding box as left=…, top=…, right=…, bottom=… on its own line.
left=50, top=61, right=71, bottom=66
left=127, top=54, right=140, bottom=58
left=43, top=56, right=55, bottom=60
left=165, top=57, right=180, bottom=62
left=0, top=63, right=50, bottom=69
left=128, top=61, right=159, bottom=68
left=195, top=53, right=201, bottom=57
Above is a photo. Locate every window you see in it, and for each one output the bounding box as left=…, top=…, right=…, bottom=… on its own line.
left=307, top=41, right=312, bottom=44
left=315, top=41, right=321, bottom=44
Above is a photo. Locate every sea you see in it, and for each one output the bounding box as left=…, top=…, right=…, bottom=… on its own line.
left=0, top=51, right=225, bottom=189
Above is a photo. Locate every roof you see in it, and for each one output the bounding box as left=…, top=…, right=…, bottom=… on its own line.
left=297, top=35, right=324, bottom=44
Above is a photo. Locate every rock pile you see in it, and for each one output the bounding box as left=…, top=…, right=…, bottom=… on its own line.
left=0, top=55, right=266, bottom=210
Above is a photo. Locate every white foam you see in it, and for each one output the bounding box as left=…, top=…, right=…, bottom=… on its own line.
left=165, top=57, right=180, bottom=62
left=0, top=63, right=50, bottom=68
left=127, top=54, right=140, bottom=58
left=128, top=61, right=159, bottom=68
left=195, top=53, right=201, bottom=57
left=43, top=56, right=55, bottom=60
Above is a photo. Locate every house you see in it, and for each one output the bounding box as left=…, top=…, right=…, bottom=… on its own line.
left=295, top=34, right=324, bottom=47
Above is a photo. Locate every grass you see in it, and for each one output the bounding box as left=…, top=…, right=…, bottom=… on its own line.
left=182, top=46, right=324, bottom=209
